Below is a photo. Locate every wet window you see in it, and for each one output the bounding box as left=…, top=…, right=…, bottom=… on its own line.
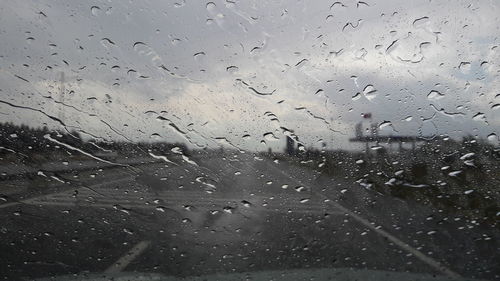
left=0, top=0, right=499, bottom=280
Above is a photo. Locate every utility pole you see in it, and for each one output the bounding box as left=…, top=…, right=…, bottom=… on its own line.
left=363, top=113, right=372, bottom=158
left=58, top=71, right=65, bottom=122
left=330, top=117, right=334, bottom=150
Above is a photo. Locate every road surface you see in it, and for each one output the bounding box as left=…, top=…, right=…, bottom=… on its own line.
left=0, top=152, right=498, bottom=280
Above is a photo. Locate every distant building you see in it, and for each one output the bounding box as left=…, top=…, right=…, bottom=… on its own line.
left=286, top=136, right=295, bottom=155
left=355, top=122, right=363, bottom=138
left=350, top=116, right=426, bottom=153
left=370, top=123, right=379, bottom=137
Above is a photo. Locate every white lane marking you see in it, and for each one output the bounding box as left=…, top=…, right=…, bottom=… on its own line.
left=105, top=240, right=150, bottom=273
left=0, top=176, right=134, bottom=209
left=325, top=198, right=461, bottom=278
left=0, top=189, right=70, bottom=209
left=0, top=201, right=22, bottom=209
left=266, top=163, right=462, bottom=279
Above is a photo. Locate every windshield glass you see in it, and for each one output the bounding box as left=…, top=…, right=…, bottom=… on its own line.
left=0, top=0, right=499, bottom=280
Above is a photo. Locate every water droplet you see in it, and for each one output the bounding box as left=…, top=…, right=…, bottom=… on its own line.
left=464, top=189, right=474, bottom=195
left=241, top=200, right=252, bottom=207
left=91, top=6, right=101, bottom=16
left=412, top=16, right=429, bottom=28
left=378, top=121, right=392, bottom=130
left=294, top=186, right=306, bottom=192
left=427, top=90, right=444, bottom=100
left=183, top=205, right=194, bottom=211
left=487, top=133, right=497, bottom=142
left=459, top=61, right=471, bottom=73
left=281, top=184, right=288, bottom=189
left=100, top=38, right=115, bottom=48
left=174, top=1, right=186, bottom=8
left=171, top=38, right=181, bottom=45
left=459, top=153, right=475, bottom=160
left=472, top=112, right=486, bottom=123
left=300, top=198, right=310, bottom=203
left=156, top=206, right=166, bottom=212
left=295, top=58, right=309, bottom=67
left=206, top=2, right=216, bottom=12
left=133, top=41, right=147, bottom=50
left=223, top=206, right=234, bottom=214
left=354, top=48, right=367, bottom=60
left=150, top=133, right=162, bottom=140
left=263, top=132, right=279, bottom=141
left=193, top=52, right=206, bottom=60
left=226, top=65, right=238, bottom=72
left=362, top=85, right=377, bottom=101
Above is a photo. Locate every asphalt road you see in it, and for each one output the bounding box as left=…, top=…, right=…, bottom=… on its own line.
left=0, top=152, right=498, bottom=280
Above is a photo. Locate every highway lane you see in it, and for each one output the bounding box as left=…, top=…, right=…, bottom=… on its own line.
left=0, top=152, right=498, bottom=280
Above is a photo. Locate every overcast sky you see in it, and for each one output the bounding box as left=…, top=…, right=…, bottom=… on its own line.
left=0, top=0, right=499, bottom=151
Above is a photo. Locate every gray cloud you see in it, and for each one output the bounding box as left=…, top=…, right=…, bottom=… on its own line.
left=0, top=0, right=499, bottom=150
